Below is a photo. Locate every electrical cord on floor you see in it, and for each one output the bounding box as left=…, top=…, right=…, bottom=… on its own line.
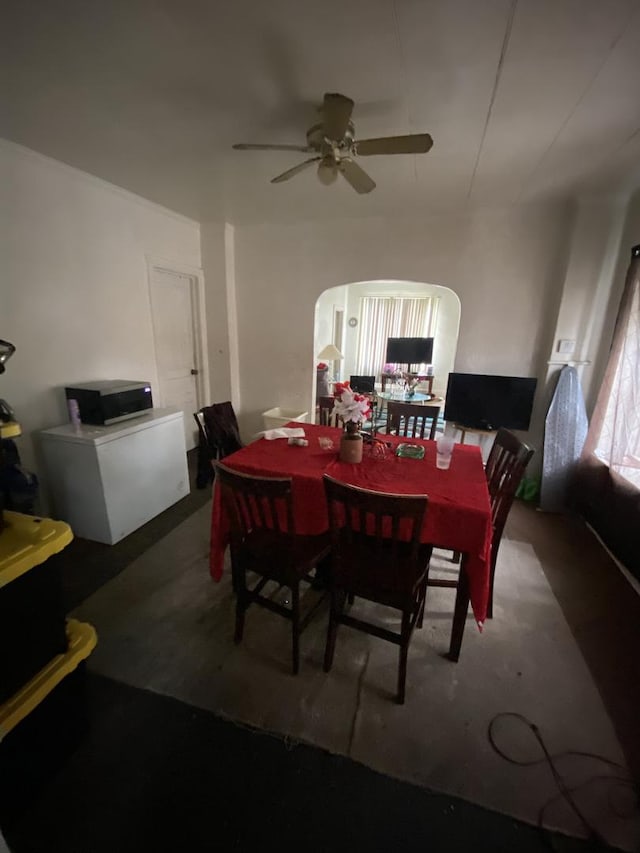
left=487, top=712, right=639, bottom=852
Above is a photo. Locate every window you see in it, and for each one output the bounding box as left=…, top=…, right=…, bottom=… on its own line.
left=354, top=296, right=439, bottom=375
left=591, top=252, right=640, bottom=488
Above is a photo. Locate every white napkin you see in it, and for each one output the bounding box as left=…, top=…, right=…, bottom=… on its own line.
left=259, top=427, right=306, bottom=441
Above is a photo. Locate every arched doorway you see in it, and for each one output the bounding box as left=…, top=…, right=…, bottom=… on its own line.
left=313, top=280, right=461, bottom=409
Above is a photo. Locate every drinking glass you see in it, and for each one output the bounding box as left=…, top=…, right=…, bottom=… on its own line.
left=436, top=434, right=455, bottom=469
left=368, top=439, right=388, bottom=461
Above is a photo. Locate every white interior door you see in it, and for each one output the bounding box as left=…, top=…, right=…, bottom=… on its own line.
left=149, top=267, right=200, bottom=450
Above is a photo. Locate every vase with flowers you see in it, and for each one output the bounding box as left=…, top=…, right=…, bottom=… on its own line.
left=332, top=382, right=371, bottom=463
left=404, top=373, right=420, bottom=397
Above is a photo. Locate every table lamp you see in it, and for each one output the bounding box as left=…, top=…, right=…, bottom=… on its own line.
left=317, top=344, right=343, bottom=376
left=317, top=344, right=343, bottom=363
left=316, top=344, right=343, bottom=396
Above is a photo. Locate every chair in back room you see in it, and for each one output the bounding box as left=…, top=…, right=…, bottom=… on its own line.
left=318, top=396, right=343, bottom=428
left=386, top=401, right=440, bottom=441
left=348, top=376, right=386, bottom=433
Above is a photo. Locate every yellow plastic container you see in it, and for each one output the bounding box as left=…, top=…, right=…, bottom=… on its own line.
left=0, top=421, right=21, bottom=439
left=0, top=619, right=97, bottom=739
left=0, top=511, right=73, bottom=588
left=0, top=510, right=97, bottom=737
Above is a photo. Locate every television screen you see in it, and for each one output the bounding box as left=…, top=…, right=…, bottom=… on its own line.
left=385, top=337, right=433, bottom=366
left=444, top=373, right=537, bottom=431
left=349, top=375, right=376, bottom=393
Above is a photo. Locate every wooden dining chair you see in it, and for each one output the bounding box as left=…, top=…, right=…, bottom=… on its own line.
left=216, top=462, right=331, bottom=674
left=322, top=474, right=432, bottom=704
left=484, top=429, right=535, bottom=615
left=431, top=428, right=534, bottom=619
left=365, top=393, right=386, bottom=433
left=318, top=395, right=343, bottom=427
left=387, top=401, right=440, bottom=440
left=194, top=401, right=243, bottom=487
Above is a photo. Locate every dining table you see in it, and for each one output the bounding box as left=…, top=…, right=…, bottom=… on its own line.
left=209, top=422, right=493, bottom=661
left=376, top=391, right=443, bottom=405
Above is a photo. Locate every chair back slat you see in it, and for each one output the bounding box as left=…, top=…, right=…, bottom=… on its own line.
left=387, top=402, right=440, bottom=440
left=216, top=462, right=294, bottom=540
left=323, top=474, right=428, bottom=592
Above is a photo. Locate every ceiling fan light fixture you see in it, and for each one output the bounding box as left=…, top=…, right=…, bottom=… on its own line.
left=317, top=159, right=338, bottom=186
left=233, top=92, right=434, bottom=194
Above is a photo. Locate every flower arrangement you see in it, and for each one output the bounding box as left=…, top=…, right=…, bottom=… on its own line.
left=332, top=381, right=371, bottom=427
left=404, top=373, right=420, bottom=392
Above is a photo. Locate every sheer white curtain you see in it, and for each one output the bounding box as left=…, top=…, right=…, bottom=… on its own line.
left=354, top=296, right=439, bottom=375
left=587, top=251, right=640, bottom=488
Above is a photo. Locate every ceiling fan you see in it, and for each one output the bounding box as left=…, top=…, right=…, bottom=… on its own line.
left=232, top=92, right=433, bottom=194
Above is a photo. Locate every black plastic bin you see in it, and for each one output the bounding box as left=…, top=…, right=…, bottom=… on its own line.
left=0, top=552, right=68, bottom=705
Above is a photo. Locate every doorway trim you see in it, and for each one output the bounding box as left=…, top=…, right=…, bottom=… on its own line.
left=333, top=307, right=345, bottom=354
left=145, top=256, right=210, bottom=414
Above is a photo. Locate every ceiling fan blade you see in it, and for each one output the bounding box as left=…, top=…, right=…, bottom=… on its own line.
left=233, top=143, right=313, bottom=152
left=322, top=92, right=354, bottom=141
left=339, top=159, right=376, bottom=194
left=271, top=157, right=321, bottom=184
left=356, top=133, right=434, bottom=156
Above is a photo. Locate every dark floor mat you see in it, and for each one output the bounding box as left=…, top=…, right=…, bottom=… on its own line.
left=57, top=449, right=211, bottom=610
left=0, top=672, right=603, bottom=853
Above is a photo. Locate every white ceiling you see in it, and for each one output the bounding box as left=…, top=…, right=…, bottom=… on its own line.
left=2, top=0, right=640, bottom=224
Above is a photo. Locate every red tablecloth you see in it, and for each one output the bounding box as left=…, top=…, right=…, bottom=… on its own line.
left=209, top=423, right=493, bottom=626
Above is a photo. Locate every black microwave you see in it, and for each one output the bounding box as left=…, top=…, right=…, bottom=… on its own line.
left=65, top=380, right=153, bottom=426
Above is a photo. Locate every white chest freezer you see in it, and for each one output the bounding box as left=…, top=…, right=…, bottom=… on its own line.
left=40, top=408, right=189, bottom=544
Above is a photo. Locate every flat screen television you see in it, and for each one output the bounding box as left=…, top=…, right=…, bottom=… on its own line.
left=444, top=373, right=537, bottom=431
left=385, top=337, right=433, bottom=368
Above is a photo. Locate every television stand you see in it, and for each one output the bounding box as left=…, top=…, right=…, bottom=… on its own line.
left=452, top=423, right=496, bottom=445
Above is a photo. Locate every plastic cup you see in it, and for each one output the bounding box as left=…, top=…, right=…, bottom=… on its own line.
left=436, top=435, right=454, bottom=469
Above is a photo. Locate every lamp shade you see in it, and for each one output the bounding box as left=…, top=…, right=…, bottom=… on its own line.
left=317, top=344, right=343, bottom=361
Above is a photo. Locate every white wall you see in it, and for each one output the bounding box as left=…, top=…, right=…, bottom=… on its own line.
left=315, top=285, right=347, bottom=360
left=582, top=190, right=640, bottom=412
left=314, top=284, right=347, bottom=388
left=0, top=140, right=202, bottom=494
left=513, top=196, right=633, bottom=476
left=200, top=220, right=233, bottom=405
left=543, top=198, right=628, bottom=406
left=233, top=204, right=573, bottom=446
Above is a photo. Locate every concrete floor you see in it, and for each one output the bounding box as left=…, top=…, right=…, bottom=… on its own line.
left=74, top=500, right=640, bottom=851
